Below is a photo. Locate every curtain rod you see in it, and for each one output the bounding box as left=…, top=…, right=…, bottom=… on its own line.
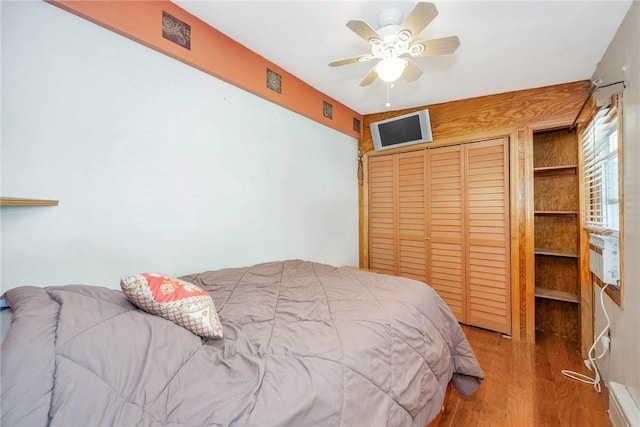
left=569, top=80, right=625, bottom=131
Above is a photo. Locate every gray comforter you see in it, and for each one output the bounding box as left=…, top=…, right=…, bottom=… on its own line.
left=1, top=260, right=483, bottom=426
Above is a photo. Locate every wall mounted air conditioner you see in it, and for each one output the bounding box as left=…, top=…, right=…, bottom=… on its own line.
left=589, top=234, right=620, bottom=285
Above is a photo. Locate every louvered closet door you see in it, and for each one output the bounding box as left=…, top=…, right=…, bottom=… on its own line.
left=426, top=145, right=466, bottom=321
left=368, top=156, right=396, bottom=275
left=465, top=138, right=511, bottom=334
left=368, top=141, right=511, bottom=334
left=369, top=152, right=426, bottom=279
left=396, top=152, right=427, bottom=281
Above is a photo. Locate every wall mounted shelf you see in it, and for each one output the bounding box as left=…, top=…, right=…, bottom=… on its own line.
left=534, top=248, right=578, bottom=258
left=0, top=197, right=59, bottom=206
left=534, top=210, right=578, bottom=216
left=534, top=286, right=579, bottom=303
left=533, top=165, right=577, bottom=177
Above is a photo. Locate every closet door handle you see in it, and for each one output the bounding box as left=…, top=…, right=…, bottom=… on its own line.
left=424, top=237, right=431, bottom=240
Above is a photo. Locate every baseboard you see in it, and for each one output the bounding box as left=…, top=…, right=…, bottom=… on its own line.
left=609, top=382, right=640, bottom=427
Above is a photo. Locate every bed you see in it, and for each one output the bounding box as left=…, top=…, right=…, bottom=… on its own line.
left=0, top=260, right=483, bottom=426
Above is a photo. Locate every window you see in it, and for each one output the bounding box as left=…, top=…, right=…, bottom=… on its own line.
left=581, top=94, right=623, bottom=306
left=581, top=96, right=621, bottom=232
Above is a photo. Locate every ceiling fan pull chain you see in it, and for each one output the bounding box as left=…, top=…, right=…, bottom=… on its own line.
left=385, top=83, right=390, bottom=107
left=385, top=83, right=392, bottom=108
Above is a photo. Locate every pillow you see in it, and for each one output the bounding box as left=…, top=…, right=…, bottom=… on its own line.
left=120, top=273, right=223, bottom=339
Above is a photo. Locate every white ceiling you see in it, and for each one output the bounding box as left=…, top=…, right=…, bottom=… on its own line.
left=174, top=1, right=632, bottom=115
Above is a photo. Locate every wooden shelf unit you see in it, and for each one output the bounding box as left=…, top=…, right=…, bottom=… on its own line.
left=0, top=197, right=59, bottom=206
left=532, top=128, right=581, bottom=343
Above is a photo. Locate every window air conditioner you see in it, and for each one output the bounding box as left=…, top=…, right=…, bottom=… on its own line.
left=589, top=234, right=620, bottom=285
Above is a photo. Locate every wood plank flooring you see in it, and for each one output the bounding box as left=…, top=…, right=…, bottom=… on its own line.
left=440, top=325, right=610, bottom=426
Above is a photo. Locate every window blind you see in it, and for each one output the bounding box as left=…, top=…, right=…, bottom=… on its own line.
left=581, top=96, right=620, bottom=231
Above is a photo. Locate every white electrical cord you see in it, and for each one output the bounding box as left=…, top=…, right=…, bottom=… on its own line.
left=561, top=283, right=610, bottom=393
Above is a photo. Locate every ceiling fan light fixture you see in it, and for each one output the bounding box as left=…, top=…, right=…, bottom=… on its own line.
left=376, top=57, right=407, bottom=83
left=330, top=2, right=459, bottom=87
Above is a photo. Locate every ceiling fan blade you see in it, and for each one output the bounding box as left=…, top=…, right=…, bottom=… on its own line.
left=410, top=36, right=460, bottom=56
left=347, top=20, right=383, bottom=44
left=359, top=67, right=378, bottom=87
left=401, top=2, right=438, bottom=39
left=329, top=54, right=373, bottom=67
left=403, top=59, right=423, bottom=82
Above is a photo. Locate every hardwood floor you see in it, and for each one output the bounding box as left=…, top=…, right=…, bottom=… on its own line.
left=440, top=325, right=610, bottom=426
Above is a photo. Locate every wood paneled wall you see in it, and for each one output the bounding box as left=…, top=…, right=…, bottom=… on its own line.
left=359, top=80, right=591, bottom=343
left=360, top=81, right=590, bottom=153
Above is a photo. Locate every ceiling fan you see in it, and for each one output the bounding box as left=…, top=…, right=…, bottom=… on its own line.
left=329, top=2, right=460, bottom=87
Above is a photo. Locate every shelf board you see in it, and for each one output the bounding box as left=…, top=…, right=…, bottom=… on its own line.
left=535, top=286, right=579, bottom=303
left=534, top=248, right=578, bottom=258
left=534, top=210, right=578, bottom=216
left=0, top=197, right=59, bottom=206
left=534, top=165, right=577, bottom=177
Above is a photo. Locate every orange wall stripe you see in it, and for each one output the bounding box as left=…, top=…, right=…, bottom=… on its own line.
left=47, top=0, right=361, bottom=139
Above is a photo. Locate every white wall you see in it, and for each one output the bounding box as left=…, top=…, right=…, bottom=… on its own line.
left=0, top=1, right=358, bottom=291
left=592, top=1, right=640, bottom=408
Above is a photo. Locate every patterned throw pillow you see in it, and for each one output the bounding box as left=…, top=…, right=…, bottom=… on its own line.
left=120, top=273, right=223, bottom=339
